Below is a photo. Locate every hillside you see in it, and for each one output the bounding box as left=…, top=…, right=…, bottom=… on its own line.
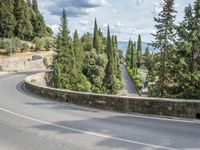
left=118, top=41, right=158, bottom=54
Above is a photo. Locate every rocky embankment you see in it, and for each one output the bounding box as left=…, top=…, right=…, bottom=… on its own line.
left=0, top=51, right=54, bottom=71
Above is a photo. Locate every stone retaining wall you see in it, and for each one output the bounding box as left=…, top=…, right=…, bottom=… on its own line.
left=25, top=73, right=200, bottom=119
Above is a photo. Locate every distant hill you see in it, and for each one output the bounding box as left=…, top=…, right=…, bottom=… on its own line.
left=118, top=41, right=158, bottom=54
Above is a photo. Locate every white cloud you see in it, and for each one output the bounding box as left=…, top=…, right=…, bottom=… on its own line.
left=79, top=20, right=89, bottom=25
left=48, top=24, right=59, bottom=35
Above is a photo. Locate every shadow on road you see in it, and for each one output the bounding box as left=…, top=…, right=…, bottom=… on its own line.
left=31, top=115, right=200, bottom=150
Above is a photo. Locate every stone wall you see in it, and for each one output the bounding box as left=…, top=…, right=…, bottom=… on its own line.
left=25, top=73, right=200, bottom=119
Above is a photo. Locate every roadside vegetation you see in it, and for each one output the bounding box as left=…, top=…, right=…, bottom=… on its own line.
left=125, top=0, right=200, bottom=99
left=52, top=10, right=123, bottom=94
left=0, top=0, right=55, bottom=55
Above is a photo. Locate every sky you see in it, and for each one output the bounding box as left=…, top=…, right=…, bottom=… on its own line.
left=38, top=0, right=195, bottom=42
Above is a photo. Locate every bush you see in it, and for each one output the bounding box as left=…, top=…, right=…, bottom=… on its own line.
left=0, top=66, right=3, bottom=71
left=33, top=37, right=44, bottom=51
left=43, top=57, right=48, bottom=68
left=21, top=42, right=30, bottom=53
left=33, top=37, right=55, bottom=51
left=0, top=38, right=23, bottom=55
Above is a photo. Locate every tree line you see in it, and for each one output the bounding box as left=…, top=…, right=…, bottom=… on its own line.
left=151, top=0, right=200, bottom=99
left=52, top=10, right=123, bottom=94
left=0, top=0, right=52, bottom=40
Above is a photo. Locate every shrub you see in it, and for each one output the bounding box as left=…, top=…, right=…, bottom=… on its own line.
left=21, top=42, right=30, bottom=53
left=0, top=38, right=23, bottom=55
left=33, top=37, right=55, bottom=51
left=0, top=66, right=3, bottom=71
left=43, top=57, right=48, bottom=68
left=33, top=37, right=44, bottom=51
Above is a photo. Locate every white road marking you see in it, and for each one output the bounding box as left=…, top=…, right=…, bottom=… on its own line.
left=0, top=107, right=178, bottom=150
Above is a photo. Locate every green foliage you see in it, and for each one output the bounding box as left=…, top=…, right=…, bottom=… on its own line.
left=93, top=18, right=100, bottom=53
left=21, top=42, right=30, bottom=52
left=83, top=50, right=108, bottom=93
left=104, top=26, right=123, bottom=94
left=33, top=37, right=44, bottom=50
left=14, top=0, right=33, bottom=40
left=52, top=61, right=61, bottom=88
left=73, top=30, right=84, bottom=72
left=0, top=0, right=16, bottom=38
left=43, top=57, right=48, bottom=68
left=52, top=12, right=123, bottom=94
left=137, top=34, right=142, bottom=68
left=81, top=33, right=93, bottom=51
left=151, top=0, right=177, bottom=97
left=0, top=0, right=52, bottom=40
left=33, top=37, right=55, bottom=51
left=0, top=38, right=23, bottom=54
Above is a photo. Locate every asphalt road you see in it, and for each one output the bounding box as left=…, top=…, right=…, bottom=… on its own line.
left=0, top=72, right=200, bottom=150
left=121, top=65, right=139, bottom=96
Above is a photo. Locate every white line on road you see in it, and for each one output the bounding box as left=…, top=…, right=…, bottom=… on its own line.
left=0, top=107, right=179, bottom=150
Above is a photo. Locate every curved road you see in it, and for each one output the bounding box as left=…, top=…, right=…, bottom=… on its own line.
left=0, top=72, right=200, bottom=150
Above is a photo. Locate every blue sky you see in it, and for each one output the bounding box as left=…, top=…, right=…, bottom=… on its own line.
left=38, top=0, right=195, bottom=42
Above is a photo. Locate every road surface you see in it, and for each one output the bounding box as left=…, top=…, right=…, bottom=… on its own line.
left=121, top=65, right=139, bottom=96
left=0, top=72, right=200, bottom=150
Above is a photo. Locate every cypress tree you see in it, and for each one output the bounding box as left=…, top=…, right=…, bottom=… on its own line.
left=0, top=0, right=16, bottom=38
left=31, top=0, right=48, bottom=37
left=104, top=26, right=115, bottom=94
left=130, top=41, right=137, bottom=70
left=27, top=0, right=32, bottom=7
left=137, top=34, right=142, bottom=68
left=152, top=0, right=177, bottom=97
left=73, top=30, right=84, bottom=72
left=125, top=39, right=132, bottom=66
left=14, top=0, right=33, bottom=40
left=93, top=18, right=100, bottom=53
left=53, top=61, right=61, bottom=88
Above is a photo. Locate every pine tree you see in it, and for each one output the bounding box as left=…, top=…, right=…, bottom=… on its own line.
left=152, top=0, right=177, bottom=97
left=14, top=0, right=33, bottom=40
left=137, top=34, right=142, bottom=68
left=93, top=18, right=100, bottom=53
left=53, top=9, right=76, bottom=89
left=174, top=1, right=200, bottom=99
left=0, top=0, right=16, bottom=38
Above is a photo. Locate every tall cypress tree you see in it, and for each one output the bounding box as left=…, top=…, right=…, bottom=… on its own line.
left=73, top=30, right=84, bottom=72
left=104, top=26, right=115, bottom=94
left=14, top=0, right=33, bottom=40
left=137, top=34, right=142, bottom=68
left=130, top=41, right=137, bottom=70
left=125, top=39, right=132, bottom=66
left=0, top=0, right=16, bottom=38
left=93, top=18, right=100, bottom=53
left=152, top=0, right=177, bottom=97
left=53, top=61, right=61, bottom=88
left=31, top=0, right=48, bottom=37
